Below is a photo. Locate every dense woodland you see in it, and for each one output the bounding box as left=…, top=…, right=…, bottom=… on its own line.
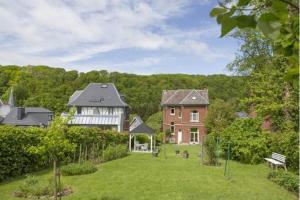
left=0, top=65, right=248, bottom=120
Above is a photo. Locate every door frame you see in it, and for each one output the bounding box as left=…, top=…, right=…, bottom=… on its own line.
left=177, top=129, right=182, bottom=144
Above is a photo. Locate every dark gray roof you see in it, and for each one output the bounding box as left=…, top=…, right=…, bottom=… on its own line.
left=68, top=83, right=128, bottom=107
left=129, top=116, right=155, bottom=135
left=161, top=89, right=209, bottom=106
left=2, top=107, right=53, bottom=126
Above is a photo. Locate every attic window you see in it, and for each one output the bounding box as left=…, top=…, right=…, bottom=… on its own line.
left=101, top=84, right=108, bottom=88
left=192, top=96, right=197, bottom=100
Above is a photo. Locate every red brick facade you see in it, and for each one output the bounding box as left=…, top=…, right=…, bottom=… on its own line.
left=162, top=105, right=208, bottom=144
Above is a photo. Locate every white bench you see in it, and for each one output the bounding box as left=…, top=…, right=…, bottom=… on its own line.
left=264, top=152, right=287, bottom=171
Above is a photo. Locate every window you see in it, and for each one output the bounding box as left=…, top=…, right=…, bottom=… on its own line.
left=178, top=111, right=182, bottom=118
left=93, top=107, right=99, bottom=114
left=48, top=115, right=53, bottom=121
left=190, top=110, right=199, bottom=122
left=77, top=107, right=82, bottom=114
left=108, top=108, right=114, bottom=115
left=170, top=107, right=175, bottom=115
left=170, top=122, right=175, bottom=133
left=190, top=128, right=199, bottom=143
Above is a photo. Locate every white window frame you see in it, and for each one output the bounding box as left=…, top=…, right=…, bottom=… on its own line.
left=190, top=128, right=199, bottom=144
left=190, top=111, right=199, bottom=122
left=178, top=110, right=182, bottom=118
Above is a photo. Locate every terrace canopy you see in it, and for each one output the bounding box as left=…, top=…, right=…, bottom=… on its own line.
left=129, top=116, right=155, bottom=153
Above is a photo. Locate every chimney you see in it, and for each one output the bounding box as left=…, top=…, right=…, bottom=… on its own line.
left=17, top=107, right=25, bottom=120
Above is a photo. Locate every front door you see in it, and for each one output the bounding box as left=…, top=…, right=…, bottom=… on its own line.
left=190, top=128, right=199, bottom=144
left=177, top=129, right=182, bottom=144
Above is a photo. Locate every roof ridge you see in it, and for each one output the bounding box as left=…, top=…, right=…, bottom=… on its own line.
left=196, top=90, right=209, bottom=104
left=164, top=90, right=179, bottom=104
left=179, top=90, right=194, bottom=104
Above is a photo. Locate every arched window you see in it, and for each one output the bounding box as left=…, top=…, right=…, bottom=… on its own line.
left=190, top=110, right=199, bottom=122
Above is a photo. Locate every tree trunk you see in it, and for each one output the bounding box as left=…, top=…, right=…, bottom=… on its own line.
left=53, top=159, right=57, bottom=200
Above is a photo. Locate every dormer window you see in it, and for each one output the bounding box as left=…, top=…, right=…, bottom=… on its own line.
left=170, top=107, right=175, bottom=115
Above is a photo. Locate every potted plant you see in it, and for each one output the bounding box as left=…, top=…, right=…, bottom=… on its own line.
left=183, top=150, right=189, bottom=158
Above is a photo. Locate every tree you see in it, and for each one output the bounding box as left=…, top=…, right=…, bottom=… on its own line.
left=205, top=99, right=236, bottom=135
left=210, top=0, right=299, bottom=82
left=146, top=111, right=162, bottom=133
left=226, top=30, right=299, bottom=131
left=29, top=111, right=75, bottom=200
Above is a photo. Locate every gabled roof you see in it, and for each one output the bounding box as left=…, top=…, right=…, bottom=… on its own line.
left=161, top=89, right=209, bottom=106
left=68, top=83, right=128, bottom=107
left=2, top=107, right=53, bottom=126
left=129, top=116, right=155, bottom=135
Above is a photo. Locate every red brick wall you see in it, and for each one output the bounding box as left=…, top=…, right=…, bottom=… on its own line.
left=162, top=105, right=208, bottom=144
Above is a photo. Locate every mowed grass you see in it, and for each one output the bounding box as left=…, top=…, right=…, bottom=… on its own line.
left=0, top=145, right=297, bottom=200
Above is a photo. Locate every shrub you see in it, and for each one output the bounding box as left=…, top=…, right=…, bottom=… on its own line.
left=0, top=126, right=128, bottom=182
left=268, top=170, right=299, bottom=193
left=0, top=126, right=47, bottom=182
left=221, top=118, right=272, bottom=164
left=102, top=144, right=128, bottom=162
left=270, top=131, right=299, bottom=172
left=203, top=135, right=219, bottom=166
left=61, top=162, right=97, bottom=176
left=17, top=175, right=51, bottom=198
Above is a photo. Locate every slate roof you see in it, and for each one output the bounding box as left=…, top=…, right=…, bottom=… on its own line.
left=129, top=116, right=155, bottom=135
left=161, top=89, right=209, bottom=106
left=68, top=83, right=128, bottom=107
left=62, top=113, right=121, bottom=125
left=2, top=107, right=53, bottom=126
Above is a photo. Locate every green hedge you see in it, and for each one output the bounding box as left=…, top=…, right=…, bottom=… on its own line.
left=0, top=126, right=47, bottom=182
left=220, top=118, right=299, bottom=171
left=268, top=170, right=299, bottom=193
left=221, top=118, right=271, bottom=164
left=0, top=126, right=128, bottom=182
left=102, top=144, right=128, bottom=162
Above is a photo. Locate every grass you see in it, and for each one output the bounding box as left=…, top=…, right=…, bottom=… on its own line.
left=0, top=145, right=297, bottom=200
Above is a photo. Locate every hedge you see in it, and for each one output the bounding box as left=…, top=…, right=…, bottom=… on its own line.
left=220, top=118, right=299, bottom=171
left=0, top=126, right=128, bottom=182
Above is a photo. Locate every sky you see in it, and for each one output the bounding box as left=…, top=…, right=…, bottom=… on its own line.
left=0, top=0, right=239, bottom=75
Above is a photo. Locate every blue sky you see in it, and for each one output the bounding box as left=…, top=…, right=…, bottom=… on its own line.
left=0, top=0, right=238, bottom=75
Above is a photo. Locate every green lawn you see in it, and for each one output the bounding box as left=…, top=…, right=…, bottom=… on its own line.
left=0, top=145, right=297, bottom=200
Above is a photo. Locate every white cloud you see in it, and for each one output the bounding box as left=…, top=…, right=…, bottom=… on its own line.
left=0, top=0, right=232, bottom=72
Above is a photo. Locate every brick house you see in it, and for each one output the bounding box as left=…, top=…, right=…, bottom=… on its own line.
left=161, top=89, right=209, bottom=144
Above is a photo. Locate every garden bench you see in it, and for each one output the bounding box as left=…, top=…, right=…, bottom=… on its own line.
left=264, top=152, right=287, bottom=171
left=152, top=149, right=160, bottom=157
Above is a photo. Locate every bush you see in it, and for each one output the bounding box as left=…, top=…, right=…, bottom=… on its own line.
left=221, top=118, right=272, bottom=164
left=61, top=162, right=97, bottom=176
left=203, top=135, right=219, bottom=166
left=17, top=175, right=52, bottom=198
left=270, top=131, right=299, bottom=172
left=0, top=126, right=128, bottom=182
left=102, top=144, right=128, bottom=162
left=0, top=126, right=47, bottom=182
left=268, top=170, right=299, bottom=193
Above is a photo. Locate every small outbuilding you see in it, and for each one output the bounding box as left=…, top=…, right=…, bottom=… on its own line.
left=129, top=116, right=155, bottom=153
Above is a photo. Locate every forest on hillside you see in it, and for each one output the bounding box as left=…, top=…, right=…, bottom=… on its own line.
left=0, top=65, right=248, bottom=120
